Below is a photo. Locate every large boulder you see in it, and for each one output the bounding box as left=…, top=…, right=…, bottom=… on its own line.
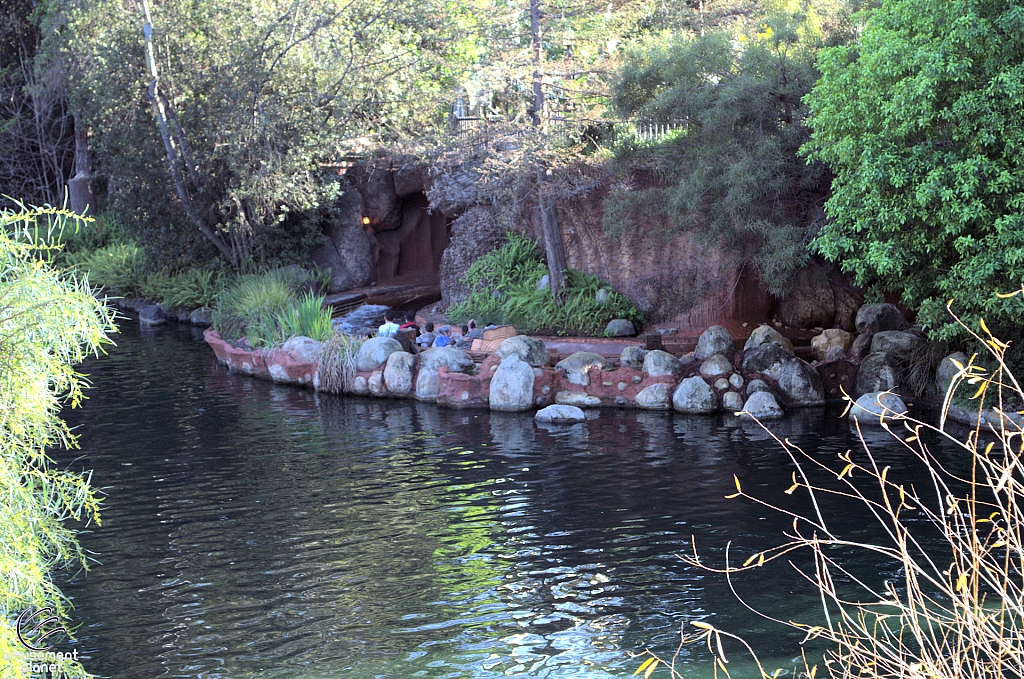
left=282, top=336, right=323, bottom=364
left=776, top=263, right=834, bottom=329
left=347, top=159, right=401, bottom=230
left=643, top=350, right=685, bottom=377
left=489, top=354, right=536, bottom=412
left=870, top=330, right=923, bottom=356
left=694, top=326, right=735, bottom=360
left=635, top=383, right=673, bottom=410
left=535, top=404, right=586, bottom=423
left=849, top=391, right=908, bottom=425
left=393, top=162, right=425, bottom=197
left=310, top=188, right=376, bottom=293
left=605, top=319, right=636, bottom=337
left=383, top=351, right=416, bottom=396
left=672, top=377, right=720, bottom=414
left=744, top=325, right=794, bottom=353
left=139, top=304, right=167, bottom=327
left=497, top=336, right=548, bottom=367
left=356, top=337, right=403, bottom=372
left=855, top=353, right=901, bottom=396
left=439, top=206, right=501, bottom=309
left=620, top=345, right=648, bottom=369
left=741, top=391, right=785, bottom=419
left=855, top=303, right=909, bottom=335
left=741, top=342, right=793, bottom=374
left=767, top=358, right=825, bottom=406
left=555, top=391, right=602, bottom=407
left=699, top=354, right=734, bottom=378
left=811, top=329, right=853, bottom=362
left=426, top=164, right=483, bottom=218
left=936, top=351, right=969, bottom=396
left=415, top=347, right=475, bottom=401
left=848, top=333, right=873, bottom=362
left=555, top=352, right=613, bottom=387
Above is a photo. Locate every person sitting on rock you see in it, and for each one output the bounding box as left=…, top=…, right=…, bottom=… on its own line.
left=377, top=310, right=400, bottom=338
left=465, top=319, right=484, bottom=342
left=417, top=322, right=436, bottom=348
left=455, top=324, right=473, bottom=349
left=431, top=325, right=453, bottom=347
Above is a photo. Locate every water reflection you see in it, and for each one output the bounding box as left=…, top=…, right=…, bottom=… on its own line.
left=58, top=324, right=957, bottom=679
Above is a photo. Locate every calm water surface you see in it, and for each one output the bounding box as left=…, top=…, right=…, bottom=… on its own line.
left=56, top=323, right=959, bottom=678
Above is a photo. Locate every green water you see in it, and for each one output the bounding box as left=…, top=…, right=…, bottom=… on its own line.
left=54, top=322, right=955, bottom=678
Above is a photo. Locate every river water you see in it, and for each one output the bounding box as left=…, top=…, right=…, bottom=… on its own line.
left=56, top=322, right=959, bottom=679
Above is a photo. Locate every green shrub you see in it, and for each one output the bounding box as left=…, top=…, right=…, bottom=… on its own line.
left=140, top=268, right=227, bottom=310
left=69, top=241, right=148, bottom=296
left=212, top=268, right=310, bottom=346
left=448, top=234, right=643, bottom=336
left=274, top=292, right=333, bottom=343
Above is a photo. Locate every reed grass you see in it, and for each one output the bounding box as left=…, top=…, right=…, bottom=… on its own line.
left=316, top=333, right=362, bottom=394
left=633, top=301, right=1024, bottom=679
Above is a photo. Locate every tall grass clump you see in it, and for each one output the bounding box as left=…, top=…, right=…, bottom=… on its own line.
left=316, top=333, right=363, bottom=394
left=633, top=299, right=1024, bottom=679
left=274, top=292, right=333, bottom=343
left=448, top=233, right=643, bottom=336
left=212, top=268, right=321, bottom=346
left=0, top=207, right=116, bottom=678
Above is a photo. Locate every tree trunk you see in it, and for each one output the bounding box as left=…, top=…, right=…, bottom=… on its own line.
left=536, top=167, right=566, bottom=299
left=67, top=111, right=96, bottom=217
left=530, top=0, right=544, bottom=127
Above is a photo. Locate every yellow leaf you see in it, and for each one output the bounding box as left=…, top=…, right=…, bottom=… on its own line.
left=645, top=659, right=660, bottom=679
left=956, top=573, right=968, bottom=592
left=985, top=442, right=995, bottom=455
left=839, top=463, right=853, bottom=479
left=905, top=435, right=918, bottom=442
left=635, top=658, right=655, bottom=676
left=996, top=290, right=1021, bottom=299
left=716, top=632, right=728, bottom=662
left=810, top=665, right=818, bottom=678
left=744, top=553, right=760, bottom=567
left=785, top=483, right=799, bottom=495
left=758, top=553, right=765, bottom=567
left=972, top=381, right=988, bottom=400
left=980, top=318, right=991, bottom=335
left=692, top=621, right=714, bottom=630
left=993, top=540, right=1006, bottom=548
left=734, top=475, right=742, bottom=493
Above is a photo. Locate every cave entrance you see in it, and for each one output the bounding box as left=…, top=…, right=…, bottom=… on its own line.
left=368, top=192, right=450, bottom=303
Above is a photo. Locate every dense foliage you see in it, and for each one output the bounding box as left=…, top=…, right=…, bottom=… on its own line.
left=448, top=233, right=642, bottom=336
left=805, top=0, right=1024, bottom=338
left=212, top=269, right=333, bottom=346
left=607, top=2, right=852, bottom=295
left=0, top=208, right=115, bottom=678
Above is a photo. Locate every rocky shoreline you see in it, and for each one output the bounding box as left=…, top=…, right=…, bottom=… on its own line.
left=201, top=302, right=1013, bottom=430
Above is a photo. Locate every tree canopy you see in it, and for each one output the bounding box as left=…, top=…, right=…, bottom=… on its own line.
left=805, top=0, right=1024, bottom=337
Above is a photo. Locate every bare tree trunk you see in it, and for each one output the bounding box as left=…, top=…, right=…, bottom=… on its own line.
left=136, top=0, right=237, bottom=266
left=530, top=0, right=544, bottom=127
left=536, top=166, right=566, bottom=299
left=67, top=111, right=96, bottom=216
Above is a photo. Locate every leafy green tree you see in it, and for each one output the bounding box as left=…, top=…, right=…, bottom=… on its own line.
left=0, top=208, right=115, bottom=678
left=608, top=2, right=847, bottom=294
left=804, top=0, right=1024, bottom=337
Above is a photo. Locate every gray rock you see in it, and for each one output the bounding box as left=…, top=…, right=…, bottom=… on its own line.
left=139, top=304, right=166, bottom=327
left=855, top=303, right=909, bottom=335
left=635, top=383, right=673, bottom=410
left=741, top=391, right=785, bottom=419
left=415, top=347, right=475, bottom=401
left=849, top=392, right=908, bottom=424
left=936, top=351, right=969, bottom=396
left=741, top=343, right=792, bottom=374
left=823, top=346, right=847, bottom=362
left=310, top=189, right=375, bottom=293
left=537, top=274, right=550, bottom=291
left=368, top=370, right=387, bottom=397
left=722, top=391, right=745, bottom=412
left=351, top=375, right=369, bottom=395
left=596, top=288, right=610, bottom=305
left=870, top=330, right=923, bottom=356
left=768, top=357, right=826, bottom=406
left=849, top=333, right=873, bottom=362
left=535, top=404, right=586, bottom=423
left=605, top=319, right=636, bottom=337
left=746, top=379, right=770, bottom=396
left=694, top=325, right=736, bottom=360
left=356, top=337, right=403, bottom=372
left=393, top=163, right=425, bottom=197
left=555, top=391, right=602, bottom=407
left=497, top=336, right=548, bottom=367
left=489, top=354, right=536, bottom=412
left=729, top=373, right=745, bottom=389
left=440, top=206, right=501, bottom=309
left=189, top=307, right=213, bottom=327
left=282, top=336, right=323, bottom=364
left=383, top=351, right=415, bottom=396
left=620, top=346, right=648, bottom=369
left=855, top=353, right=901, bottom=396
left=743, top=325, right=794, bottom=353
left=643, top=350, right=684, bottom=377
left=714, top=378, right=730, bottom=390
left=555, top=352, right=613, bottom=387
left=699, top=354, right=734, bottom=377
left=672, top=376, right=720, bottom=414
left=811, top=329, right=853, bottom=362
